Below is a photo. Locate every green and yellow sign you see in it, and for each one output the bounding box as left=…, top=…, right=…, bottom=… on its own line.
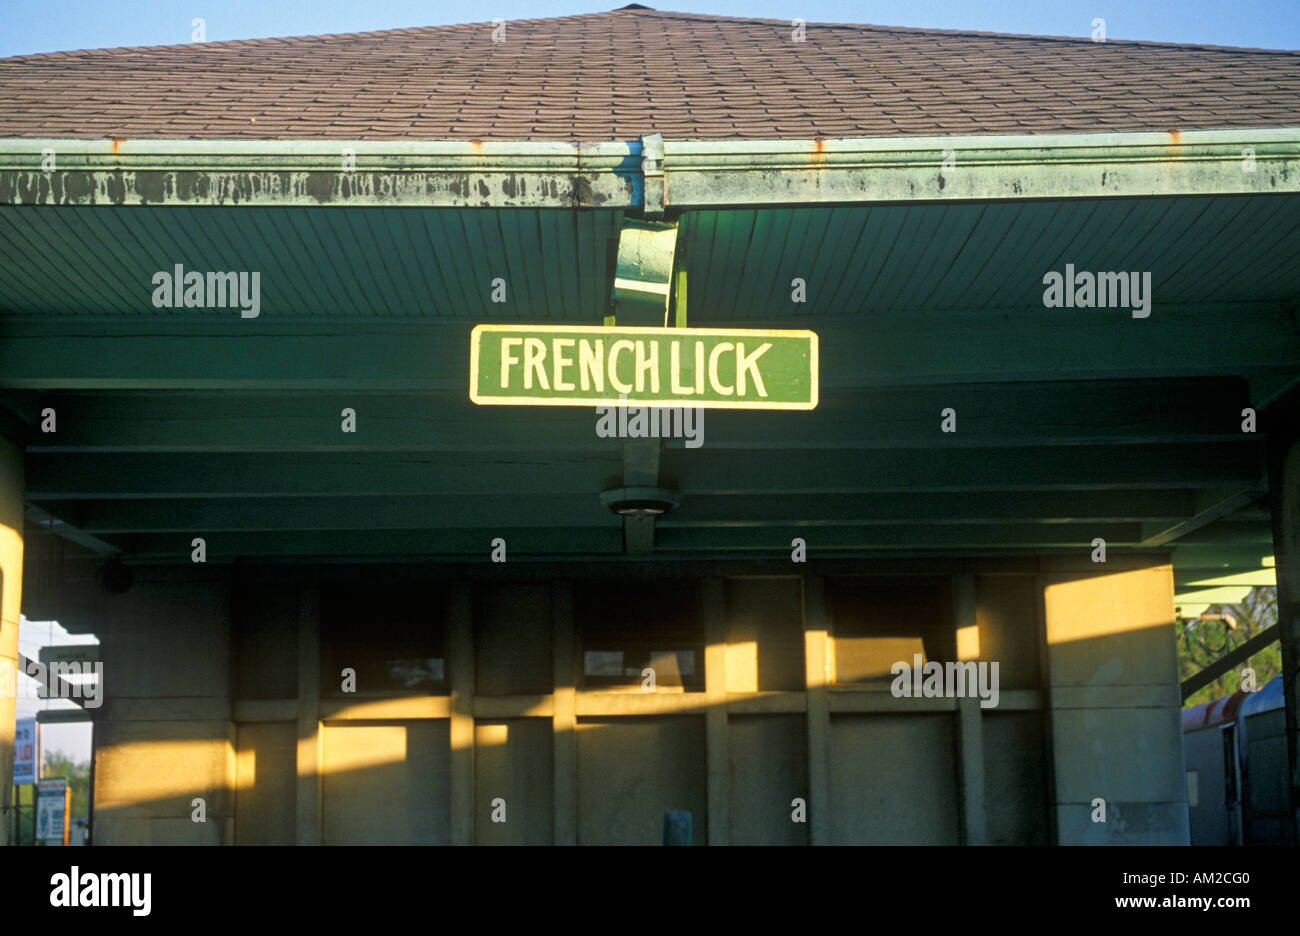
left=470, top=324, right=818, bottom=410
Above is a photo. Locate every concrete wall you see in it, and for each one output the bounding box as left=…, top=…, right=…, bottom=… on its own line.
left=90, top=569, right=235, bottom=845
left=474, top=718, right=553, bottom=844
left=983, top=712, right=1050, bottom=845
left=577, top=716, right=708, bottom=845
left=320, top=721, right=451, bottom=845
left=1041, top=559, right=1189, bottom=844
left=725, top=578, right=804, bottom=691
left=829, top=714, right=961, bottom=844
left=234, top=721, right=297, bottom=845
left=68, top=559, right=1186, bottom=845
left=728, top=714, right=807, bottom=844
left=977, top=575, right=1050, bottom=844
left=475, top=584, right=551, bottom=695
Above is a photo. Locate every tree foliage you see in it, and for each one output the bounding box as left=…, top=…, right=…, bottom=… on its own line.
left=41, top=750, right=90, bottom=820
left=1178, top=586, right=1281, bottom=708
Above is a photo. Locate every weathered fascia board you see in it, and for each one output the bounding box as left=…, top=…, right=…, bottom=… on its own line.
left=0, top=138, right=641, bottom=207
left=3, top=128, right=1297, bottom=210
left=659, top=128, right=1300, bottom=207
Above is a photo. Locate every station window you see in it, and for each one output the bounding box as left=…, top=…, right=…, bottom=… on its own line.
left=321, top=583, right=448, bottom=696
left=827, top=577, right=955, bottom=685
left=724, top=577, right=805, bottom=691
left=576, top=582, right=703, bottom=691
left=474, top=583, right=553, bottom=695
left=232, top=583, right=300, bottom=699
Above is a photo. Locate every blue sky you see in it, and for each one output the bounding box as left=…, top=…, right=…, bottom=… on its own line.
left=0, top=0, right=1297, bottom=57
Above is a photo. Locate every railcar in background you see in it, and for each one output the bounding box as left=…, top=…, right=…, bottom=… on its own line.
left=1183, top=675, right=1294, bottom=845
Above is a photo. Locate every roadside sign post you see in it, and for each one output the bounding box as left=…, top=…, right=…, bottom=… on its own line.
left=36, top=778, right=69, bottom=846
left=14, top=716, right=36, bottom=785
left=35, top=644, right=100, bottom=703
left=10, top=718, right=37, bottom=845
left=37, top=644, right=101, bottom=668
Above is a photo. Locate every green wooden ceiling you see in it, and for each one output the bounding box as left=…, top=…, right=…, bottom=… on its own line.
left=1, top=193, right=1296, bottom=573
left=0, top=195, right=1297, bottom=319
left=0, top=205, right=623, bottom=319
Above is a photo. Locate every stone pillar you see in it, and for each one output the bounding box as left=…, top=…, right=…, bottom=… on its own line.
left=0, top=437, right=23, bottom=846
left=551, top=580, right=577, bottom=845
left=702, top=577, right=729, bottom=844
left=447, top=581, right=473, bottom=845
left=295, top=583, right=321, bottom=845
left=1040, top=558, right=1188, bottom=844
left=953, top=575, right=987, bottom=845
left=801, top=576, right=830, bottom=846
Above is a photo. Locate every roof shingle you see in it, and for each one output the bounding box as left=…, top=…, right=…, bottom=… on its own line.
left=1, top=7, right=1298, bottom=141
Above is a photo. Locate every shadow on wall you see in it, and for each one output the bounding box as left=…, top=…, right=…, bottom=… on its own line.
left=87, top=561, right=1187, bottom=845
left=93, top=694, right=1108, bottom=846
